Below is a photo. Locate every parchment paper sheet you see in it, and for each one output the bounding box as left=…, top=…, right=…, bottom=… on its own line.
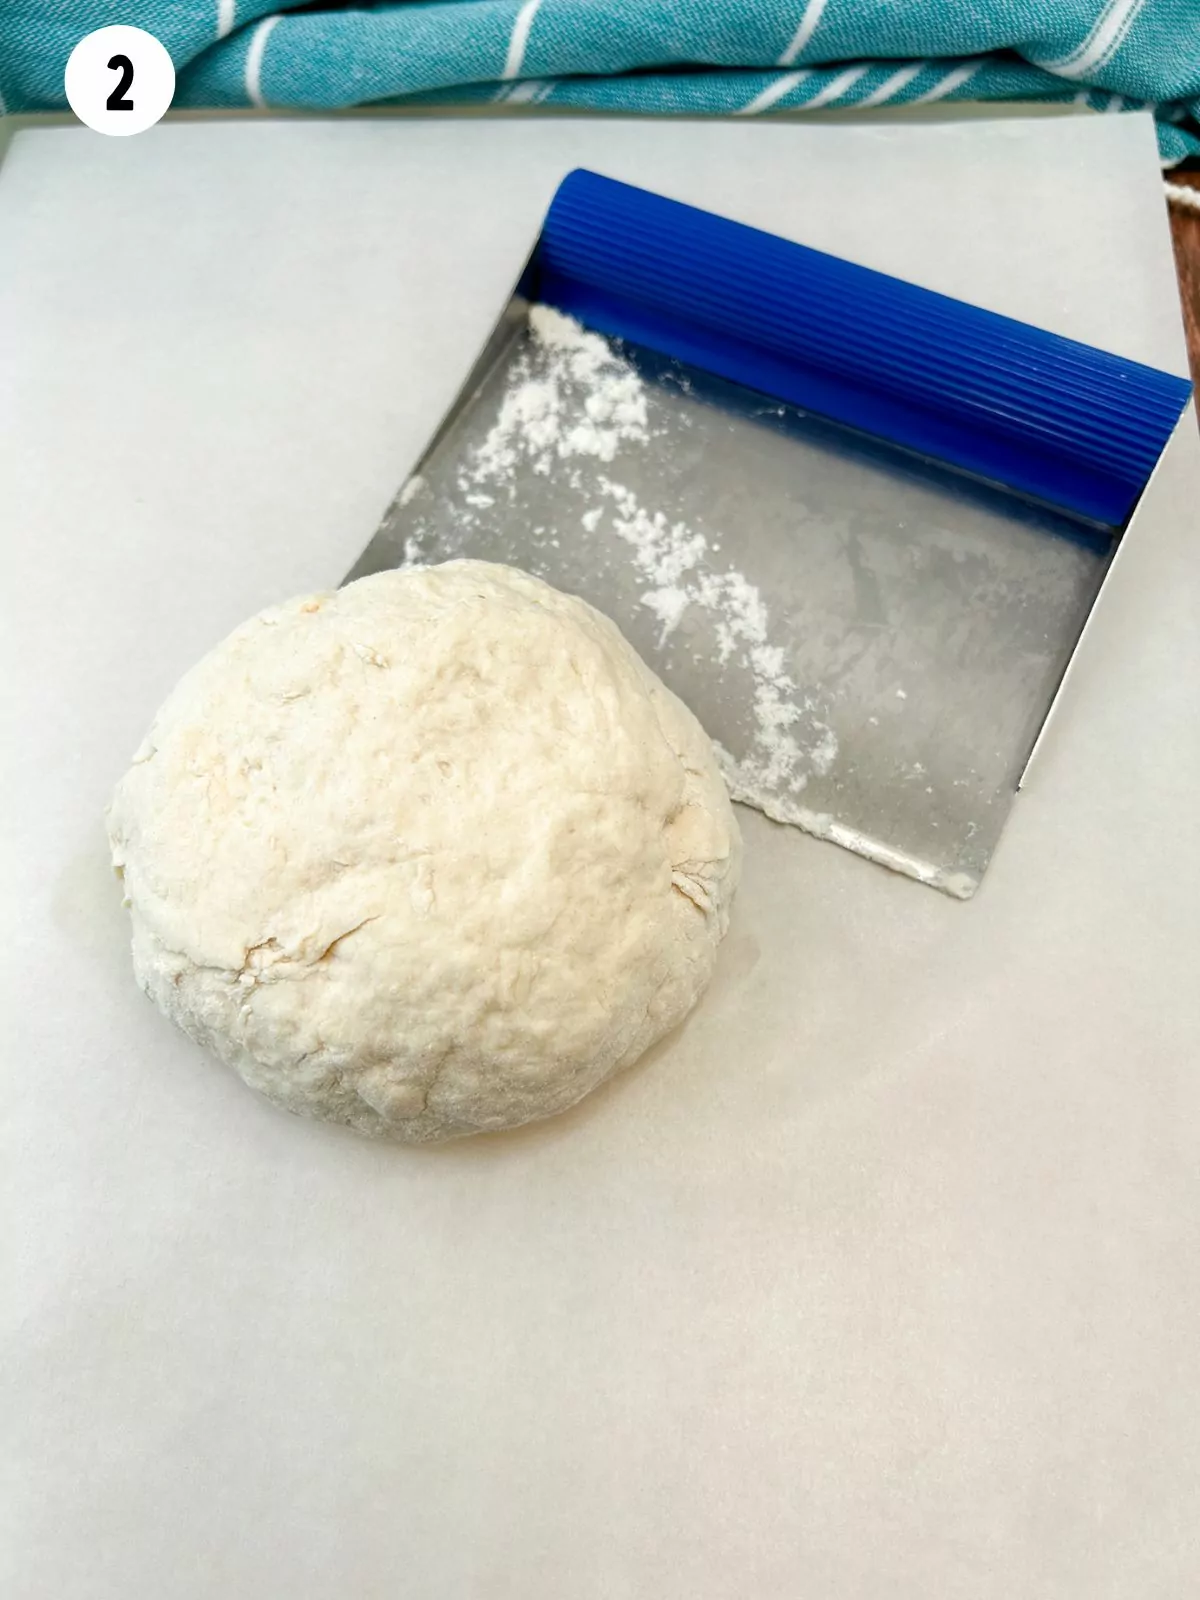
left=2, top=113, right=1198, bottom=1599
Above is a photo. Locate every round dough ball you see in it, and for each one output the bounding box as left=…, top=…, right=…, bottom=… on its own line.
left=108, top=560, right=741, bottom=1142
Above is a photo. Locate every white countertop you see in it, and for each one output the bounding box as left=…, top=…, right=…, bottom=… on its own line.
left=2, top=111, right=1198, bottom=1599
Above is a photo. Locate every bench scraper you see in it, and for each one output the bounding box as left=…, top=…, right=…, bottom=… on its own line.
left=347, top=170, right=1191, bottom=898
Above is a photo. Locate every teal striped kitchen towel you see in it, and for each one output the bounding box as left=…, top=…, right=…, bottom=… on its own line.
left=3, top=0, right=1198, bottom=161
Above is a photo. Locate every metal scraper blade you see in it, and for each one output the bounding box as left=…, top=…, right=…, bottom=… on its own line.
left=346, top=300, right=1111, bottom=899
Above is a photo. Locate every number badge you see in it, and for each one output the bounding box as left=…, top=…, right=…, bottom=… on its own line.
left=64, top=26, right=176, bottom=137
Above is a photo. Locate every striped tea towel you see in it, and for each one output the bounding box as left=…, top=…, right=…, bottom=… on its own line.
left=3, top=0, right=1198, bottom=162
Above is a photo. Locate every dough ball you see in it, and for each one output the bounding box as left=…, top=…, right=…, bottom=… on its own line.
left=108, top=560, right=741, bottom=1142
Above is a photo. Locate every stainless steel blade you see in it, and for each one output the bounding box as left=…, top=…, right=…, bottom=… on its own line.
left=348, top=307, right=1110, bottom=897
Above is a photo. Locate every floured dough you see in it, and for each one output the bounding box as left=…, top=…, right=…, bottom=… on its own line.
left=108, top=560, right=741, bottom=1142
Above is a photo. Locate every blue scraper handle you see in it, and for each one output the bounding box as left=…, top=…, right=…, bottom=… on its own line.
left=533, top=169, right=1192, bottom=529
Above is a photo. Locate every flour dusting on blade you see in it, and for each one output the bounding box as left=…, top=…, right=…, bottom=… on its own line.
left=402, top=306, right=840, bottom=810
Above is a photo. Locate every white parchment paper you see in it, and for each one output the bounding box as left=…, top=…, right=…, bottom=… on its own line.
left=2, top=113, right=1198, bottom=1599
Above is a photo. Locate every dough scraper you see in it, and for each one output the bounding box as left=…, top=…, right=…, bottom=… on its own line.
left=347, top=170, right=1191, bottom=898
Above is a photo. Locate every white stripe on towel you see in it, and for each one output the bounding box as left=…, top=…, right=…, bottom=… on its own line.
left=908, top=61, right=980, bottom=105
left=216, top=0, right=236, bottom=40
left=1034, top=0, right=1145, bottom=80
left=778, top=0, right=828, bottom=67
left=244, top=14, right=281, bottom=108
left=857, top=61, right=926, bottom=108
left=503, top=0, right=544, bottom=81
left=504, top=78, right=547, bottom=104
left=736, top=70, right=811, bottom=116
left=803, top=63, right=869, bottom=108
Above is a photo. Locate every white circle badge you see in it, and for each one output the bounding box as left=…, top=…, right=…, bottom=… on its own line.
left=65, top=26, right=175, bottom=137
